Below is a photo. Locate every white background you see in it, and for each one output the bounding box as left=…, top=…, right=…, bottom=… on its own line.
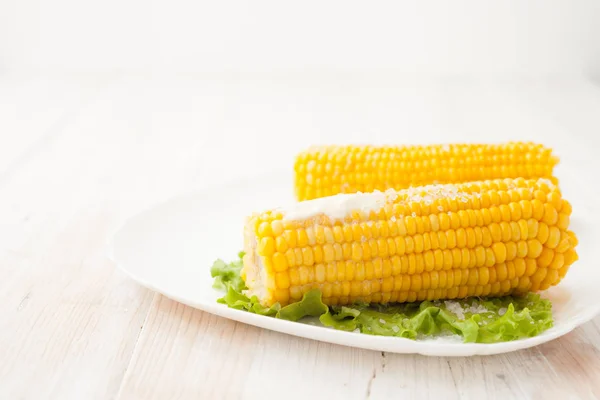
left=1, top=0, right=600, bottom=77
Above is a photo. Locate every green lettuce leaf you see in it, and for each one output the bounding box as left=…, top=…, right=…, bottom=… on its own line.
left=211, top=254, right=553, bottom=343
left=217, top=285, right=280, bottom=316
left=276, top=289, right=329, bottom=322
left=320, top=295, right=552, bottom=343
left=210, top=251, right=246, bottom=292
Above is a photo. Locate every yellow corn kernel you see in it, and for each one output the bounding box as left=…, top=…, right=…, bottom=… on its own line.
left=527, top=219, right=539, bottom=239
left=514, top=258, right=526, bottom=277
left=274, top=289, right=290, bottom=303
left=297, top=229, right=308, bottom=247
left=531, top=199, right=544, bottom=220
left=531, top=267, right=548, bottom=283
left=549, top=253, right=564, bottom=270
left=479, top=267, right=490, bottom=285
left=557, top=213, right=570, bottom=230
left=527, top=239, right=543, bottom=258
left=505, top=242, right=517, bottom=261
left=275, top=271, right=290, bottom=288
left=302, top=247, right=315, bottom=266
left=258, top=221, right=273, bottom=237
left=492, top=242, right=507, bottom=264
left=467, top=268, right=479, bottom=286
left=537, top=222, right=550, bottom=244
left=489, top=223, right=502, bottom=242
left=542, top=203, right=558, bottom=225
left=545, top=227, right=561, bottom=249
left=446, top=230, right=457, bottom=249
left=273, top=252, right=288, bottom=272
left=563, top=249, right=578, bottom=265
left=258, top=237, right=275, bottom=256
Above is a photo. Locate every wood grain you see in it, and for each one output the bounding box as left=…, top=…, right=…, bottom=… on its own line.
left=0, top=75, right=599, bottom=400
left=116, top=295, right=600, bottom=400
left=117, top=295, right=383, bottom=400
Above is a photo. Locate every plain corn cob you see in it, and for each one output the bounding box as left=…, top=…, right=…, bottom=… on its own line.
left=294, top=143, right=558, bottom=201
left=242, top=177, right=577, bottom=307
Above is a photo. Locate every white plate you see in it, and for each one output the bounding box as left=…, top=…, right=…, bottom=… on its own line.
left=108, top=172, right=600, bottom=356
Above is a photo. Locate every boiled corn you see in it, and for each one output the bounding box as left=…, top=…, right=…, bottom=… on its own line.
left=294, top=143, right=558, bottom=201
left=242, top=177, right=577, bottom=307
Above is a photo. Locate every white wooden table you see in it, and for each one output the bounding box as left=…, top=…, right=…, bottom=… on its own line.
left=1, top=74, right=600, bottom=400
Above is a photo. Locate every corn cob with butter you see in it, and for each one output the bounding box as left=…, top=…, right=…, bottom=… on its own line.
left=242, top=177, right=577, bottom=307
left=295, top=143, right=558, bottom=201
